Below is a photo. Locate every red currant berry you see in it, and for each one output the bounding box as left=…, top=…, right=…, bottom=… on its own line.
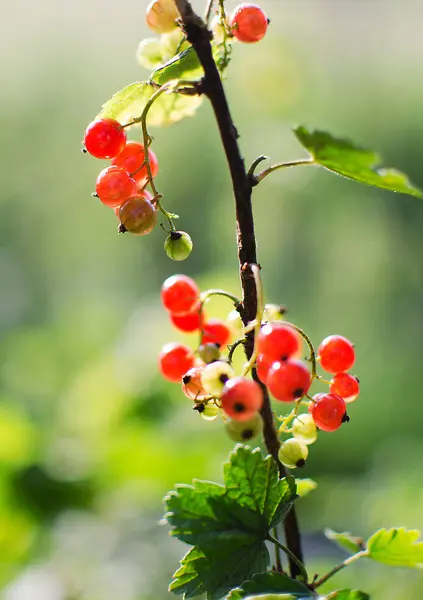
left=257, top=323, right=301, bottom=363
left=267, top=359, right=311, bottom=402
left=170, top=304, right=202, bottom=332
left=330, top=372, right=360, bottom=403
left=118, top=195, right=157, bottom=235
left=83, top=118, right=126, bottom=159
left=230, top=3, right=269, bottom=43
left=159, top=342, right=195, bottom=382
left=318, top=335, right=355, bottom=374
left=161, top=275, right=200, bottom=316
left=220, top=377, right=263, bottom=422
left=113, top=190, right=153, bottom=217
left=182, top=366, right=208, bottom=401
left=309, top=393, right=348, bottom=432
left=255, top=353, right=273, bottom=384
left=95, top=166, right=138, bottom=208
left=112, top=141, right=158, bottom=187
left=202, top=319, right=231, bottom=347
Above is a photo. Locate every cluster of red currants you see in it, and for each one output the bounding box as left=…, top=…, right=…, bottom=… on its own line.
left=157, top=273, right=360, bottom=465
left=82, top=118, right=159, bottom=235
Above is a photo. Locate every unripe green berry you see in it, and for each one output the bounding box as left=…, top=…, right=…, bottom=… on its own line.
left=201, top=360, right=234, bottom=397
left=292, top=413, right=317, bottom=445
left=278, top=438, right=309, bottom=469
left=198, top=401, right=220, bottom=421
left=164, top=231, right=193, bottom=261
left=198, top=343, right=221, bottom=364
left=225, top=413, right=263, bottom=442
left=263, top=303, right=286, bottom=323
left=226, top=309, right=244, bottom=337
left=136, top=38, right=163, bottom=70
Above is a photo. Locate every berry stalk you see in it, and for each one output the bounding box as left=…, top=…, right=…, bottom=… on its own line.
left=173, top=0, right=304, bottom=577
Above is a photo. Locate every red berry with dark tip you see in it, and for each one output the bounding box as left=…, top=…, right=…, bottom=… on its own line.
left=118, top=195, right=157, bottom=235
left=221, top=376, right=263, bottom=421
left=95, top=166, right=138, bottom=207
left=257, top=323, right=301, bottom=363
left=330, top=372, right=360, bottom=403
left=202, top=319, right=231, bottom=348
left=113, top=190, right=153, bottom=217
left=230, top=3, right=269, bottom=43
left=309, top=393, right=348, bottom=432
left=84, top=118, right=126, bottom=159
left=318, top=335, right=355, bottom=374
left=267, top=359, right=311, bottom=402
left=112, top=141, right=158, bottom=187
left=161, top=275, right=199, bottom=316
left=159, top=342, right=195, bottom=382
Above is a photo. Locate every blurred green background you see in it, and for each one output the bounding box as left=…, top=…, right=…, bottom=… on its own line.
left=1, top=0, right=423, bottom=598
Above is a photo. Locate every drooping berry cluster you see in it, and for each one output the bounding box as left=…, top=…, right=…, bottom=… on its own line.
left=157, top=272, right=360, bottom=462
left=83, top=118, right=159, bottom=236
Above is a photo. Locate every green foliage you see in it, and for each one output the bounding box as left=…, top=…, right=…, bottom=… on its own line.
left=165, top=446, right=297, bottom=599
left=366, top=527, right=423, bottom=568
left=324, top=529, right=365, bottom=554
left=226, top=572, right=312, bottom=600
left=294, top=127, right=422, bottom=198
left=150, top=47, right=203, bottom=85
left=295, top=479, right=317, bottom=499
left=97, top=81, right=203, bottom=127
left=325, top=591, right=369, bottom=600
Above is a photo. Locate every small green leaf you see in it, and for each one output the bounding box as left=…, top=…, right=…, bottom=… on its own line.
left=96, top=81, right=203, bottom=128
left=226, top=572, right=313, bottom=600
left=294, top=126, right=422, bottom=198
left=150, top=47, right=203, bottom=85
left=366, top=527, right=423, bottom=568
left=166, top=447, right=298, bottom=599
left=244, top=595, right=297, bottom=600
left=295, top=479, right=317, bottom=498
left=325, top=529, right=365, bottom=554
left=325, top=590, right=370, bottom=600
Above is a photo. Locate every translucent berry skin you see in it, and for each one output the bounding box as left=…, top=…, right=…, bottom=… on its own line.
left=278, top=438, right=308, bottom=469
left=198, top=343, right=221, bottom=364
left=263, top=303, right=286, bottom=323
left=202, top=319, right=231, bottom=347
left=267, top=359, right=311, bottom=402
left=182, top=366, right=208, bottom=400
left=292, top=414, right=317, bottom=445
left=226, top=309, right=244, bottom=337
left=113, top=190, right=153, bottom=217
left=318, top=335, right=355, bottom=374
left=230, top=3, right=269, bottom=43
left=159, top=342, right=195, bottom=382
left=258, top=323, right=301, bottom=363
left=170, top=304, right=202, bottom=332
left=255, top=353, right=273, bottom=384
left=225, top=413, right=263, bottom=442
left=84, top=118, right=126, bottom=159
left=309, top=393, right=347, bottom=432
left=220, top=377, right=263, bottom=422
left=118, top=196, right=157, bottom=235
left=201, top=360, right=234, bottom=397
left=161, top=275, right=200, bottom=316
left=330, top=372, right=360, bottom=403
left=164, top=231, right=193, bottom=261
left=95, top=166, right=138, bottom=208
left=199, top=401, right=220, bottom=421
left=146, top=0, right=179, bottom=34
left=112, top=141, right=158, bottom=187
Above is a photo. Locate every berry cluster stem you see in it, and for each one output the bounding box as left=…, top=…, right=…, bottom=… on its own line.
left=174, top=0, right=304, bottom=578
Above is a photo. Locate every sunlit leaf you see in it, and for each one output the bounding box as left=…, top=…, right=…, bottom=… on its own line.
left=367, top=527, right=423, bottom=568
left=150, top=47, right=203, bottom=85
left=294, top=126, right=422, bottom=198
left=325, top=529, right=365, bottom=554
left=295, top=479, right=317, bottom=499
left=227, top=572, right=312, bottom=600
left=325, top=590, right=370, bottom=600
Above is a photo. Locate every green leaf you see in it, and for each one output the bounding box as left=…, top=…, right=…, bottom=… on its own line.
left=295, top=479, right=317, bottom=499
left=366, top=527, right=423, bottom=568
left=325, top=590, right=369, bottom=600
left=324, top=529, right=365, bottom=554
left=96, top=81, right=203, bottom=128
left=166, top=446, right=298, bottom=599
left=226, top=572, right=313, bottom=600
left=150, top=47, right=203, bottom=85
left=169, top=542, right=269, bottom=600
left=244, top=595, right=297, bottom=600
left=294, top=127, right=422, bottom=198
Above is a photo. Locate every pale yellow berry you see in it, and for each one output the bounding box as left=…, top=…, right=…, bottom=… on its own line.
left=278, top=438, right=309, bottom=469
left=292, top=413, right=318, bottom=445
left=146, top=0, right=179, bottom=34
left=201, top=361, right=234, bottom=397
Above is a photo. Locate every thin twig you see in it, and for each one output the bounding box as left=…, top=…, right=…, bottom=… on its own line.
left=312, top=550, right=368, bottom=589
